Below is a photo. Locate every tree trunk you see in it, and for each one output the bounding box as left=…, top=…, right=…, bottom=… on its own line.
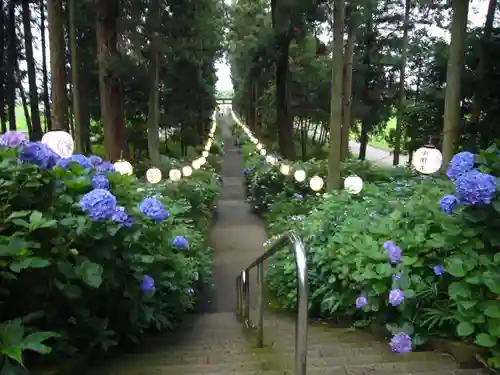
left=146, top=0, right=161, bottom=165
left=6, top=2, right=16, bottom=131
left=47, top=0, right=69, bottom=131
left=327, top=0, right=345, bottom=190
left=441, top=0, right=469, bottom=168
left=68, top=0, right=88, bottom=152
left=359, top=123, right=368, bottom=160
left=392, top=0, right=410, bottom=166
left=0, top=0, right=6, bottom=133
left=96, top=0, right=129, bottom=161
left=468, top=0, right=496, bottom=150
left=275, top=36, right=295, bottom=159
left=341, top=8, right=355, bottom=161
left=22, top=0, right=43, bottom=140
left=40, top=0, right=52, bottom=132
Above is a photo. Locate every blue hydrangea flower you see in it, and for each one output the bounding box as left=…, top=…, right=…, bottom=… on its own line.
left=187, top=288, right=194, bottom=294
left=140, top=275, right=155, bottom=293
left=242, top=167, right=252, bottom=175
left=58, top=154, right=93, bottom=169
left=384, top=241, right=402, bottom=264
left=394, top=186, right=402, bottom=191
left=112, top=206, right=132, bottom=228
left=172, top=235, right=189, bottom=249
left=355, top=294, right=368, bottom=309
left=455, top=170, right=496, bottom=206
left=433, top=265, right=445, bottom=276
left=79, top=189, right=117, bottom=221
left=293, top=193, right=303, bottom=199
left=19, top=142, right=60, bottom=170
left=91, top=174, right=110, bottom=190
left=96, top=161, right=116, bottom=173
left=88, top=155, right=103, bottom=165
left=446, top=152, right=475, bottom=181
left=0, top=131, right=27, bottom=148
left=389, top=332, right=412, bottom=353
left=139, top=197, right=170, bottom=222
left=440, top=195, right=458, bottom=215
left=389, top=289, right=405, bottom=306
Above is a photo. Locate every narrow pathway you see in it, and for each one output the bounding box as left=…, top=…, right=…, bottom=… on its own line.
left=86, top=115, right=486, bottom=375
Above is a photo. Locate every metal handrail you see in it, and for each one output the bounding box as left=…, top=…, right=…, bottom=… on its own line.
left=235, top=230, right=308, bottom=375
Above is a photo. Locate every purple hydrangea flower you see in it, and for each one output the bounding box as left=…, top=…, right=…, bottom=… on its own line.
left=446, top=152, right=475, bottom=181
left=0, top=131, right=27, bottom=148
left=58, top=154, right=93, bottom=169
left=96, top=161, right=116, bottom=173
left=455, top=170, right=496, bottom=206
left=172, top=235, right=189, bottom=249
left=140, top=275, right=155, bottom=293
left=389, top=289, right=405, bottom=306
left=440, top=195, right=458, bottom=215
left=112, top=206, right=133, bottom=228
left=389, top=332, right=413, bottom=353
left=91, top=174, right=110, bottom=190
left=139, top=197, right=170, bottom=222
left=79, top=189, right=117, bottom=221
left=384, top=241, right=402, bottom=264
left=355, top=294, right=368, bottom=309
left=88, top=155, right=103, bottom=165
left=19, top=141, right=60, bottom=170
left=433, top=265, right=445, bottom=276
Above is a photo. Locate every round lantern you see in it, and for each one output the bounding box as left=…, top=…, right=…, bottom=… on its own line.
left=412, top=146, right=442, bottom=174
left=280, top=164, right=290, bottom=175
left=182, top=166, right=193, bottom=177
left=146, top=167, right=162, bottom=184
left=192, top=159, right=201, bottom=170
left=266, top=155, right=278, bottom=165
left=169, top=169, right=182, bottom=182
left=260, top=149, right=266, bottom=156
left=294, top=169, right=306, bottom=182
left=344, top=175, right=363, bottom=194
left=114, top=160, right=133, bottom=175
left=41, top=131, right=74, bottom=158
left=309, top=176, right=324, bottom=191
left=202, top=151, right=209, bottom=158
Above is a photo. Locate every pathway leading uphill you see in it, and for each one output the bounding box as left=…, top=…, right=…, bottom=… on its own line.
left=92, top=115, right=486, bottom=375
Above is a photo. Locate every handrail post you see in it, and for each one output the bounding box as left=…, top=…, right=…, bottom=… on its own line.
left=290, top=233, right=308, bottom=375
left=236, top=276, right=241, bottom=317
left=243, top=269, right=250, bottom=321
left=256, top=262, right=264, bottom=347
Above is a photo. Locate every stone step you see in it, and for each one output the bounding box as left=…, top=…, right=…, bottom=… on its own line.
left=100, top=360, right=281, bottom=375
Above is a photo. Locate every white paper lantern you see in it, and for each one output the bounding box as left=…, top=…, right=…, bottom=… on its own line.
left=169, top=169, right=182, bottom=182
left=294, top=169, right=306, bottom=182
left=202, top=151, right=209, bottom=158
left=344, top=175, right=363, bottom=194
left=41, top=131, right=74, bottom=157
left=260, top=149, right=266, bottom=156
left=266, top=155, right=278, bottom=165
left=146, top=167, right=162, bottom=184
left=192, top=159, right=201, bottom=170
left=256, top=143, right=263, bottom=150
left=280, top=164, right=290, bottom=175
left=114, top=160, right=134, bottom=175
left=412, top=146, right=442, bottom=174
left=182, top=166, right=193, bottom=177
left=199, top=157, right=207, bottom=165
left=309, top=176, right=324, bottom=191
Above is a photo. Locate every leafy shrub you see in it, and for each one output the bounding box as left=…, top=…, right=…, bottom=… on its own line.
left=264, top=144, right=500, bottom=368
left=0, top=134, right=218, bottom=373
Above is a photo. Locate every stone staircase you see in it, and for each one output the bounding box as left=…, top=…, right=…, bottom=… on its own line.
left=93, top=311, right=488, bottom=375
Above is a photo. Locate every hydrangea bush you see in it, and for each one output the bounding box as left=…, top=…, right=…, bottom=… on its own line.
left=0, top=133, right=219, bottom=373
left=260, top=144, right=500, bottom=368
